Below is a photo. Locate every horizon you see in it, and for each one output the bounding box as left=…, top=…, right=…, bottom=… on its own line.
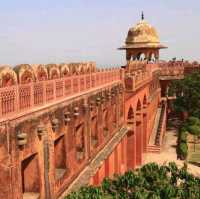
left=0, top=0, right=200, bottom=67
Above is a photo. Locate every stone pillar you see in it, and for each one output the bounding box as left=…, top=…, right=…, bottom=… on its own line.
left=114, top=148, right=118, bottom=174
left=143, top=106, right=148, bottom=153
left=108, top=151, right=115, bottom=178
left=126, top=130, right=136, bottom=170
left=105, top=158, right=109, bottom=177
left=135, top=111, right=143, bottom=166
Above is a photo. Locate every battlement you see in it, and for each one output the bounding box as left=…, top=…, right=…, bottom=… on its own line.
left=0, top=62, right=122, bottom=121
left=159, top=61, right=200, bottom=78
left=0, top=62, right=99, bottom=87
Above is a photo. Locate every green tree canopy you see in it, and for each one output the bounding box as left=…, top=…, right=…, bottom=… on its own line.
left=169, top=72, right=200, bottom=117
left=66, top=162, right=200, bottom=199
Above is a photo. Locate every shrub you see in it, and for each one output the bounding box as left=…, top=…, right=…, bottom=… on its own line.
left=179, top=142, right=188, bottom=160
left=187, top=125, right=200, bottom=136
left=187, top=116, right=200, bottom=126
left=180, top=131, right=188, bottom=143
left=66, top=162, right=200, bottom=199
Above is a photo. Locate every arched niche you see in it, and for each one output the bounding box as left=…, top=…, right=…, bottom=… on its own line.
left=0, top=66, right=18, bottom=87
left=60, top=64, right=71, bottom=77
left=69, top=63, right=80, bottom=75
left=14, top=64, right=35, bottom=84
left=127, top=105, right=134, bottom=125
left=32, top=64, right=48, bottom=81
left=136, top=99, right=142, bottom=112
left=46, top=64, right=60, bottom=79
left=137, top=52, right=146, bottom=61
left=143, top=94, right=147, bottom=106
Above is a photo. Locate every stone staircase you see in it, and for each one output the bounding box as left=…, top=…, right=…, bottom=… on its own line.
left=147, top=102, right=166, bottom=153
left=147, top=145, right=161, bottom=153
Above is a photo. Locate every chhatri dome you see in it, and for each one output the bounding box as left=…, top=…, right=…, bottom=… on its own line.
left=120, top=12, right=167, bottom=62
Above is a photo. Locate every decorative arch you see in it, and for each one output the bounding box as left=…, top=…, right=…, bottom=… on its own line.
left=32, top=64, right=48, bottom=81
left=0, top=66, right=18, bottom=87
left=148, top=52, right=156, bottom=62
left=137, top=52, right=146, bottom=61
left=143, top=94, right=147, bottom=106
left=127, top=105, right=134, bottom=120
left=14, top=64, right=35, bottom=84
left=85, top=63, right=91, bottom=73
left=79, top=63, right=86, bottom=74
left=90, top=62, right=96, bottom=73
left=136, top=99, right=142, bottom=111
left=60, top=64, right=71, bottom=77
left=46, top=64, right=60, bottom=79
left=69, top=63, right=80, bottom=75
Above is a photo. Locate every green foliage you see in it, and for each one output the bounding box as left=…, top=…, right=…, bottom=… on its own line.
left=169, top=72, right=200, bottom=117
left=187, top=125, right=200, bottom=136
left=186, top=117, right=200, bottom=126
left=180, top=131, right=188, bottom=143
left=179, top=142, right=188, bottom=159
left=66, top=162, right=200, bottom=199
left=65, top=186, right=104, bottom=199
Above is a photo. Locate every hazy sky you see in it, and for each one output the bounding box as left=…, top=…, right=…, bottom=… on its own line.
left=0, top=0, right=199, bottom=67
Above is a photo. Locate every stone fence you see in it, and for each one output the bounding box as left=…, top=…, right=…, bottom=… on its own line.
left=0, top=67, right=122, bottom=120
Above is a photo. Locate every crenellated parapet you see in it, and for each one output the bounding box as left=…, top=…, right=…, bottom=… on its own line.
left=0, top=62, right=97, bottom=87
left=124, top=61, right=158, bottom=92
left=159, top=61, right=200, bottom=79
left=0, top=62, right=122, bottom=121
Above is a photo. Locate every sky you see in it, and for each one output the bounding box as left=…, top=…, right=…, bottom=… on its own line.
left=0, top=0, right=200, bottom=67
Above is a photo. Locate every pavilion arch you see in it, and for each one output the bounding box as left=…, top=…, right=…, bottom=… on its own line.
left=14, top=64, right=35, bottom=84
left=0, top=66, right=18, bottom=87
left=32, top=64, right=48, bottom=81
left=137, top=52, right=146, bottom=61
left=46, top=64, right=60, bottom=79
left=149, top=52, right=156, bottom=62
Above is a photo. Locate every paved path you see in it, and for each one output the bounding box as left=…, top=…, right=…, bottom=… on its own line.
left=144, top=128, right=200, bottom=177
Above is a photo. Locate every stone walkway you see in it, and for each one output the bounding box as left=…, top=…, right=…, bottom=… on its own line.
left=59, top=127, right=128, bottom=199
left=144, top=128, right=200, bottom=177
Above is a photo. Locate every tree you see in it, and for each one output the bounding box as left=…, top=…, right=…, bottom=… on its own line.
left=66, top=162, right=200, bottom=199
left=169, top=72, right=200, bottom=118
left=184, top=117, right=200, bottom=152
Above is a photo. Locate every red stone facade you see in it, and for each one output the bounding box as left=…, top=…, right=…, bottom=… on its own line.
left=0, top=59, right=200, bottom=199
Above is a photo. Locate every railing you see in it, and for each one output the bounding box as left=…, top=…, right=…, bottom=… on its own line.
left=159, top=61, right=200, bottom=77
left=155, top=102, right=167, bottom=146
left=159, top=66, right=184, bottom=76
left=0, top=69, right=122, bottom=119
left=125, top=69, right=151, bottom=91
left=135, top=71, right=151, bottom=89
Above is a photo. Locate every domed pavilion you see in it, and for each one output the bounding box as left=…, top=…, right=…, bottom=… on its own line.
left=119, top=13, right=167, bottom=62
